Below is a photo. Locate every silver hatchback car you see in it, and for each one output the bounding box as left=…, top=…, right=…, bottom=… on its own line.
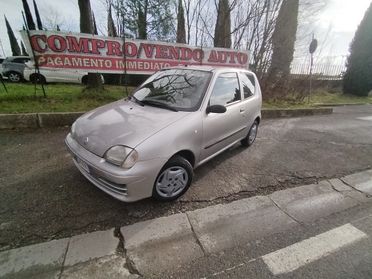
left=65, top=66, right=262, bottom=202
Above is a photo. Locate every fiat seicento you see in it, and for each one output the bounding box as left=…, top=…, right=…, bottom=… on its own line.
left=65, top=66, right=262, bottom=202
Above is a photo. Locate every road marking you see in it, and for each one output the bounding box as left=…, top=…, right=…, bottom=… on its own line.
left=357, top=116, right=372, bottom=121
left=262, top=223, right=367, bottom=275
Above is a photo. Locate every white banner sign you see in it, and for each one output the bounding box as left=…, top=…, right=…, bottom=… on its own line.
left=21, top=30, right=249, bottom=75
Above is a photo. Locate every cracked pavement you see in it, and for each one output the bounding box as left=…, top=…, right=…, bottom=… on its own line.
left=1, top=105, right=372, bottom=250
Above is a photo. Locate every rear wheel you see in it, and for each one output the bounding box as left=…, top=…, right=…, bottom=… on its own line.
left=241, top=120, right=259, bottom=147
left=30, top=74, right=46, bottom=84
left=82, top=75, right=88, bottom=85
left=8, top=72, right=22, bottom=83
left=152, top=155, right=193, bottom=201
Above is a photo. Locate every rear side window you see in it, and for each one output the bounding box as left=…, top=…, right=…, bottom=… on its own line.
left=13, top=58, right=29, bottom=64
left=12, top=58, right=24, bottom=64
left=239, top=73, right=256, bottom=99
left=210, top=73, right=241, bottom=106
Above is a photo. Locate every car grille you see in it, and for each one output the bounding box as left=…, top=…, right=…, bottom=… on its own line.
left=73, top=157, right=128, bottom=196
left=97, top=177, right=128, bottom=195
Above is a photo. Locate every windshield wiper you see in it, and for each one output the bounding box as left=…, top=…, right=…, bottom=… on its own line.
left=128, top=95, right=144, bottom=106
left=141, top=99, right=178, bottom=112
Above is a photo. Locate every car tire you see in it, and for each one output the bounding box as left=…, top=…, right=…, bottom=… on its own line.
left=8, top=72, right=22, bottom=83
left=82, top=76, right=88, bottom=85
left=241, top=120, right=259, bottom=147
left=152, top=155, right=194, bottom=201
left=30, top=74, right=46, bottom=84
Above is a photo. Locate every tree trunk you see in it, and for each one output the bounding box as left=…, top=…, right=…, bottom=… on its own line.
left=137, top=0, right=148, bottom=40
left=92, top=12, right=98, bottom=35
left=33, top=0, right=43, bottom=30
left=78, top=0, right=103, bottom=90
left=21, top=41, right=29, bottom=56
left=5, top=16, right=21, bottom=56
left=22, top=0, right=36, bottom=30
left=176, top=0, right=186, bottom=43
left=107, top=5, right=117, bottom=37
left=265, top=0, right=299, bottom=98
left=214, top=0, right=231, bottom=48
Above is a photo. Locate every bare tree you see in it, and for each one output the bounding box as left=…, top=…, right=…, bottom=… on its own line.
left=110, top=0, right=175, bottom=41
left=41, top=5, right=70, bottom=31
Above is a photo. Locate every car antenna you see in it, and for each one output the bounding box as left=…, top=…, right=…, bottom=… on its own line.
left=22, top=11, right=46, bottom=98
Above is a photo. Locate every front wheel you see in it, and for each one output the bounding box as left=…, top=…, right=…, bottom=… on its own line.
left=152, top=156, right=193, bottom=201
left=241, top=120, right=259, bottom=147
left=8, top=72, right=22, bottom=83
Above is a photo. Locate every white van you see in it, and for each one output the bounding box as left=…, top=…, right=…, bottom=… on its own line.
left=23, top=62, right=103, bottom=84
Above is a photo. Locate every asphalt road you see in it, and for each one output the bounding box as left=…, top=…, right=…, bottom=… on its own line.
left=1, top=105, right=372, bottom=250
left=162, top=200, right=372, bottom=279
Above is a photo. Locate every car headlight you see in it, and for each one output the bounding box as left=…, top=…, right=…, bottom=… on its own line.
left=104, top=145, right=138, bottom=169
left=71, top=122, right=76, bottom=136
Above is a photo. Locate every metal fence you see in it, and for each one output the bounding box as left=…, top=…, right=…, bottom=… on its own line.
left=291, top=56, right=347, bottom=80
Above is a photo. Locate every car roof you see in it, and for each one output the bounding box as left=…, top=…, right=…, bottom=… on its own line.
left=163, top=65, right=254, bottom=75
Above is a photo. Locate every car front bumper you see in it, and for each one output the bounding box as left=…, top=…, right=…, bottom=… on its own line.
left=65, top=133, right=167, bottom=202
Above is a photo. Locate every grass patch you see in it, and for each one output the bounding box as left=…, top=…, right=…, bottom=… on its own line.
left=0, top=83, right=371, bottom=113
left=0, top=83, right=134, bottom=113
left=310, top=91, right=372, bottom=105
left=263, top=90, right=372, bottom=109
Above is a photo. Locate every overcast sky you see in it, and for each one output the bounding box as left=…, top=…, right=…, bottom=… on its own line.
left=0, top=0, right=371, bottom=61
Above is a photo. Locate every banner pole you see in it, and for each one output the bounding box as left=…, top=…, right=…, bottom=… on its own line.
left=22, top=11, right=46, bottom=98
left=0, top=75, right=8, bottom=93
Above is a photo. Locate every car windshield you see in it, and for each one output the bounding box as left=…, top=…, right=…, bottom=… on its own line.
left=132, top=69, right=212, bottom=111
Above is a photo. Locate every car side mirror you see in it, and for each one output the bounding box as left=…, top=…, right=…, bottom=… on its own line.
left=206, top=105, right=227, bottom=114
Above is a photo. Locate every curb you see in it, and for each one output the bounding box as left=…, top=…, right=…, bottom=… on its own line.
left=0, top=108, right=333, bottom=130
left=1, top=169, right=370, bottom=278
left=314, top=103, right=372, bottom=107
left=0, top=112, right=85, bottom=130
left=261, top=107, right=333, bottom=119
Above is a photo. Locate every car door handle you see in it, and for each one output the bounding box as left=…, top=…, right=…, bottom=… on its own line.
left=240, top=108, right=245, bottom=113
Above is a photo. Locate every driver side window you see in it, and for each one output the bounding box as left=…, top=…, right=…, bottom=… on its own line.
left=210, top=73, right=241, bottom=106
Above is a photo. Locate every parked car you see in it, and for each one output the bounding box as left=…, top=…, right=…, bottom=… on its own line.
left=65, top=66, right=262, bottom=202
left=24, top=63, right=104, bottom=84
left=1, top=56, right=31, bottom=82
left=0, top=58, right=5, bottom=77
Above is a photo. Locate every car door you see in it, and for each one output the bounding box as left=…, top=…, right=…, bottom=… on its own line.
left=12, top=58, right=27, bottom=75
left=238, top=72, right=258, bottom=128
left=200, top=72, right=247, bottom=161
left=48, top=68, right=78, bottom=83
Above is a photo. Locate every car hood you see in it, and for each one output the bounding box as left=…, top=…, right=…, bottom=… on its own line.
left=73, top=99, right=190, bottom=157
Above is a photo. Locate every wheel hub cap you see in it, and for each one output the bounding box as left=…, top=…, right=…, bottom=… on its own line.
left=249, top=124, right=257, bottom=144
left=156, top=167, right=188, bottom=198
